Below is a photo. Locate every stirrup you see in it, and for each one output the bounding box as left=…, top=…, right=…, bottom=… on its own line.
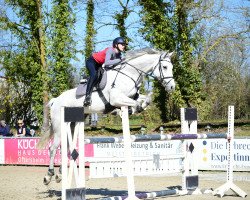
left=84, top=96, right=92, bottom=107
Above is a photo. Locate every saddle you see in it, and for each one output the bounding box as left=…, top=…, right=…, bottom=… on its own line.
left=76, top=68, right=107, bottom=97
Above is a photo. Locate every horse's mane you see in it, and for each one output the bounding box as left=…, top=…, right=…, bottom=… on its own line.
left=125, top=48, right=161, bottom=60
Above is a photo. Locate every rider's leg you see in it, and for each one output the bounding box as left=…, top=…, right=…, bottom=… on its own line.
left=84, top=57, right=98, bottom=106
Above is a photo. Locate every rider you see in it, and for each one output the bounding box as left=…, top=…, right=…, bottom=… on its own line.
left=83, top=37, right=127, bottom=107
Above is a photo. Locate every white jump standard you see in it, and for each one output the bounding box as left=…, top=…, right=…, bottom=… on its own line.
left=61, top=107, right=85, bottom=200
left=212, top=106, right=247, bottom=198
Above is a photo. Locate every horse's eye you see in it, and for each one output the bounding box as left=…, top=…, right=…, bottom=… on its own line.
left=163, top=66, right=167, bottom=69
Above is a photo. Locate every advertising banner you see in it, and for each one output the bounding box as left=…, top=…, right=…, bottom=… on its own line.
left=197, top=139, right=250, bottom=171
left=0, top=137, right=249, bottom=171
left=92, top=138, right=250, bottom=171
left=3, top=138, right=94, bottom=166
left=93, top=140, right=182, bottom=158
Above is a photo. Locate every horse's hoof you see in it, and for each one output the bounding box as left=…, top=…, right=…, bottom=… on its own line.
left=43, top=175, right=52, bottom=185
left=55, top=174, right=62, bottom=183
left=136, top=105, right=143, bottom=113
left=128, top=107, right=133, bottom=115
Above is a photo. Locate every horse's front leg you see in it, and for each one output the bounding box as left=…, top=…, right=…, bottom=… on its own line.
left=135, top=92, right=152, bottom=112
left=109, top=88, right=141, bottom=109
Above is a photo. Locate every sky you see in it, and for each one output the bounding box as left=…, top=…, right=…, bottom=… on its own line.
left=0, top=0, right=249, bottom=75
left=71, top=0, right=149, bottom=71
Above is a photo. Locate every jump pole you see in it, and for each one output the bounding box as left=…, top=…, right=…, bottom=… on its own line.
left=213, top=106, right=247, bottom=198
left=85, top=133, right=228, bottom=144
left=61, top=107, right=85, bottom=200
left=98, top=189, right=179, bottom=200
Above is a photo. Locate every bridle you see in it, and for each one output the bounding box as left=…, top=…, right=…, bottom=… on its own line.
left=150, top=54, right=174, bottom=86
left=111, top=53, right=174, bottom=91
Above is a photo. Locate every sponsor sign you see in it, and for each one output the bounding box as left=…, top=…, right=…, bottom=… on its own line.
left=93, top=140, right=182, bottom=158
left=3, top=138, right=94, bottom=165
left=197, top=139, right=250, bottom=171
left=0, top=137, right=249, bottom=171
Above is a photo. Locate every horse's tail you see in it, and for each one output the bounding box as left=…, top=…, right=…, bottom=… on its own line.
left=36, top=98, right=56, bottom=149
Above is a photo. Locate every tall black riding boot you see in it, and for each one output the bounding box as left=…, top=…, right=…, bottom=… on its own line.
left=84, top=94, right=92, bottom=107
left=84, top=80, right=94, bottom=107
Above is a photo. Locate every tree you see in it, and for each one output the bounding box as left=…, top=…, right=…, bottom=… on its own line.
left=84, top=0, right=96, bottom=60
left=201, top=36, right=249, bottom=119
left=173, top=0, right=203, bottom=108
left=138, top=0, right=210, bottom=122
left=138, top=0, right=177, bottom=122
left=36, top=0, right=50, bottom=133
left=196, top=0, right=250, bottom=119
left=49, top=0, right=76, bottom=97
left=0, top=0, right=49, bottom=129
left=114, top=0, right=132, bottom=44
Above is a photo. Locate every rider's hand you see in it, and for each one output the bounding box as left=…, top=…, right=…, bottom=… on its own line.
left=120, top=58, right=126, bottom=64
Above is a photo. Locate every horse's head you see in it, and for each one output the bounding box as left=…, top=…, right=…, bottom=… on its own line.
left=153, top=52, right=175, bottom=92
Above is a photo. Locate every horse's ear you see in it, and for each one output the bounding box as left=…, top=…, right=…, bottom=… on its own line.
left=161, top=51, right=168, bottom=59
left=168, top=51, right=174, bottom=58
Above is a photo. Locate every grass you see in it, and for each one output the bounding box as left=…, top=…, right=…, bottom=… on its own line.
left=235, top=124, right=250, bottom=137
left=31, top=115, right=250, bottom=137
left=85, top=118, right=250, bottom=137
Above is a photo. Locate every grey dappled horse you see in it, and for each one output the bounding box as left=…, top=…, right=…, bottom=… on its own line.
left=38, top=48, right=175, bottom=185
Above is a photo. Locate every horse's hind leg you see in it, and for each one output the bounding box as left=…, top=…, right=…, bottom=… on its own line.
left=55, top=122, right=75, bottom=183
left=43, top=136, right=61, bottom=185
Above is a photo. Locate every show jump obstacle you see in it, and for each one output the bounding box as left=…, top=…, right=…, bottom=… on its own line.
left=60, top=106, right=247, bottom=200
left=61, top=107, right=85, bottom=200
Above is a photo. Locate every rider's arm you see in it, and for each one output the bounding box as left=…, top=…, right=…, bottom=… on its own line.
left=104, top=48, right=122, bottom=66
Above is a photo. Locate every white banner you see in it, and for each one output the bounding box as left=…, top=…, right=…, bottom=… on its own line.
left=197, top=139, right=250, bottom=171
left=93, top=138, right=250, bottom=171
left=93, top=140, right=182, bottom=157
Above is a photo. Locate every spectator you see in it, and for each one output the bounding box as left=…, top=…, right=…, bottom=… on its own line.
left=90, top=113, right=98, bottom=127
left=30, top=129, right=36, bottom=137
left=16, top=119, right=30, bottom=137
left=0, top=120, right=12, bottom=137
